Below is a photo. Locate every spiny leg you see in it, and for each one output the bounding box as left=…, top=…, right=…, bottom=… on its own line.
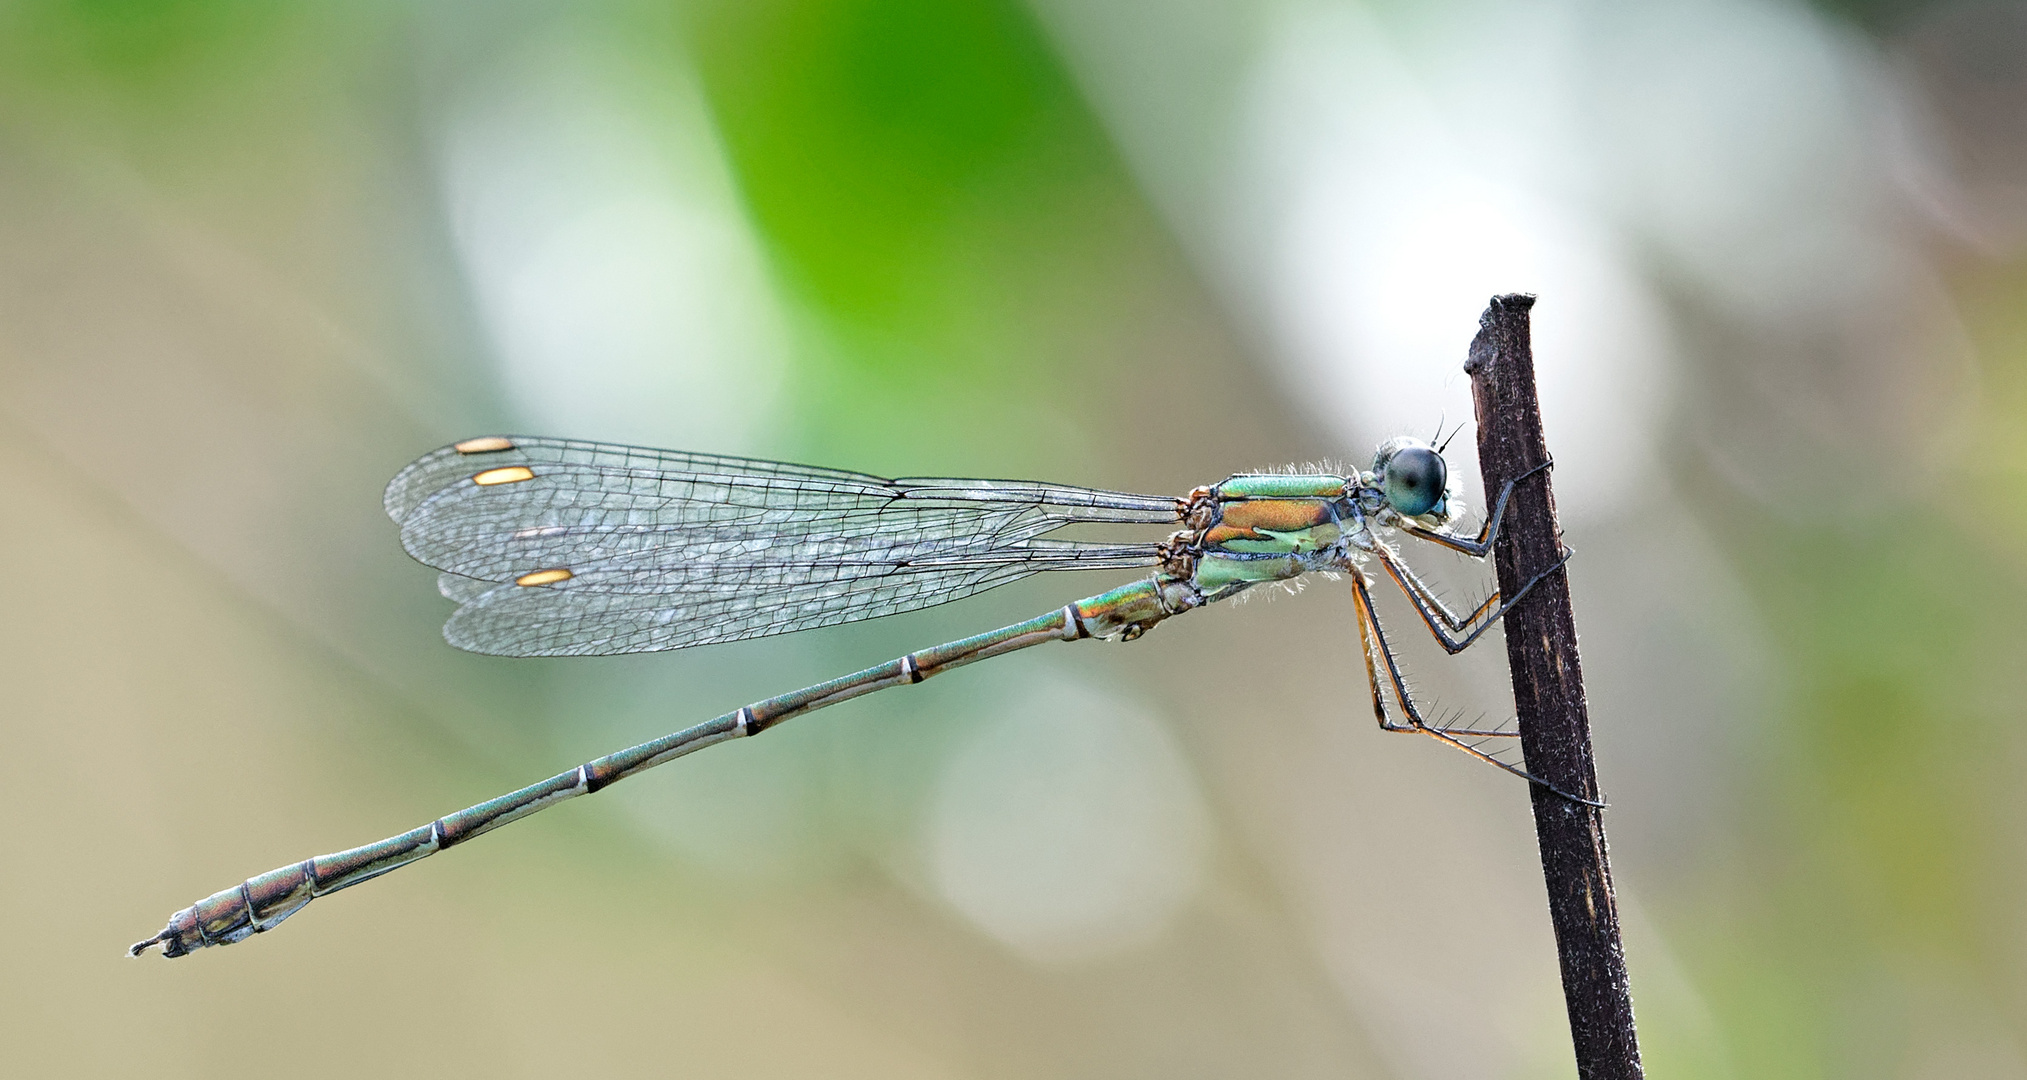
left=1371, top=541, right=1575, bottom=656
left=1396, top=456, right=1553, bottom=557
left=1349, top=568, right=1518, bottom=742
left=1371, top=542, right=1501, bottom=636
left=1348, top=568, right=1602, bottom=807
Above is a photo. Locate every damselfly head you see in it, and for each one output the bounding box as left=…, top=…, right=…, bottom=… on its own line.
left=1372, top=436, right=1449, bottom=519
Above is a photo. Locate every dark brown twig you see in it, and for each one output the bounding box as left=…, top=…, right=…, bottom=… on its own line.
left=1465, top=294, right=1643, bottom=1080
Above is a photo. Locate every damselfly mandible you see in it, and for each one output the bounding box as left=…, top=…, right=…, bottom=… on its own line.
left=131, top=433, right=1573, bottom=958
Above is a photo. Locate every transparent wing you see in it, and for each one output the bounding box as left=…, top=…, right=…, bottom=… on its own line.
left=387, top=436, right=1180, bottom=657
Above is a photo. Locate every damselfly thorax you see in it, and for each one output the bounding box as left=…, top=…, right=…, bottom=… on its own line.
left=132, top=434, right=1574, bottom=959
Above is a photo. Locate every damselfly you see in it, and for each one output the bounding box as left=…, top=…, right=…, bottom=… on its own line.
left=132, top=433, right=1572, bottom=958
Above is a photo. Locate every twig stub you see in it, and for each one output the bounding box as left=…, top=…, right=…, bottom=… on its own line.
left=1466, top=294, right=1644, bottom=1080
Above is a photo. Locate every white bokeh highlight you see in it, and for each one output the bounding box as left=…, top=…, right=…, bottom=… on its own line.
left=1230, top=2, right=1673, bottom=517
left=437, top=38, right=788, bottom=453
left=924, top=674, right=1210, bottom=965
left=1032, top=0, right=1924, bottom=521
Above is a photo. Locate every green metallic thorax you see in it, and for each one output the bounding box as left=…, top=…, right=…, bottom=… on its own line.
left=1189, top=474, right=1359, bottom=601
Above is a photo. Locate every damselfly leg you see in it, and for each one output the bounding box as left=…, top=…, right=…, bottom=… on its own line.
left=1371, top=456, right=1564, bottom=656
left=1349, top=460, right=1596, bottom=804
left=1369, top=543, right=1503, bottom=650
left=1349, top=557, right=1598, bottom=806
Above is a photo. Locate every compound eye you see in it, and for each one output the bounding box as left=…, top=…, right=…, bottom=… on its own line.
left=1383, top=446, right=1447, bottom=517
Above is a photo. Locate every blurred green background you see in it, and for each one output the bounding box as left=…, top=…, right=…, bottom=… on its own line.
left=4, top=0, right=2024, bottom=1076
